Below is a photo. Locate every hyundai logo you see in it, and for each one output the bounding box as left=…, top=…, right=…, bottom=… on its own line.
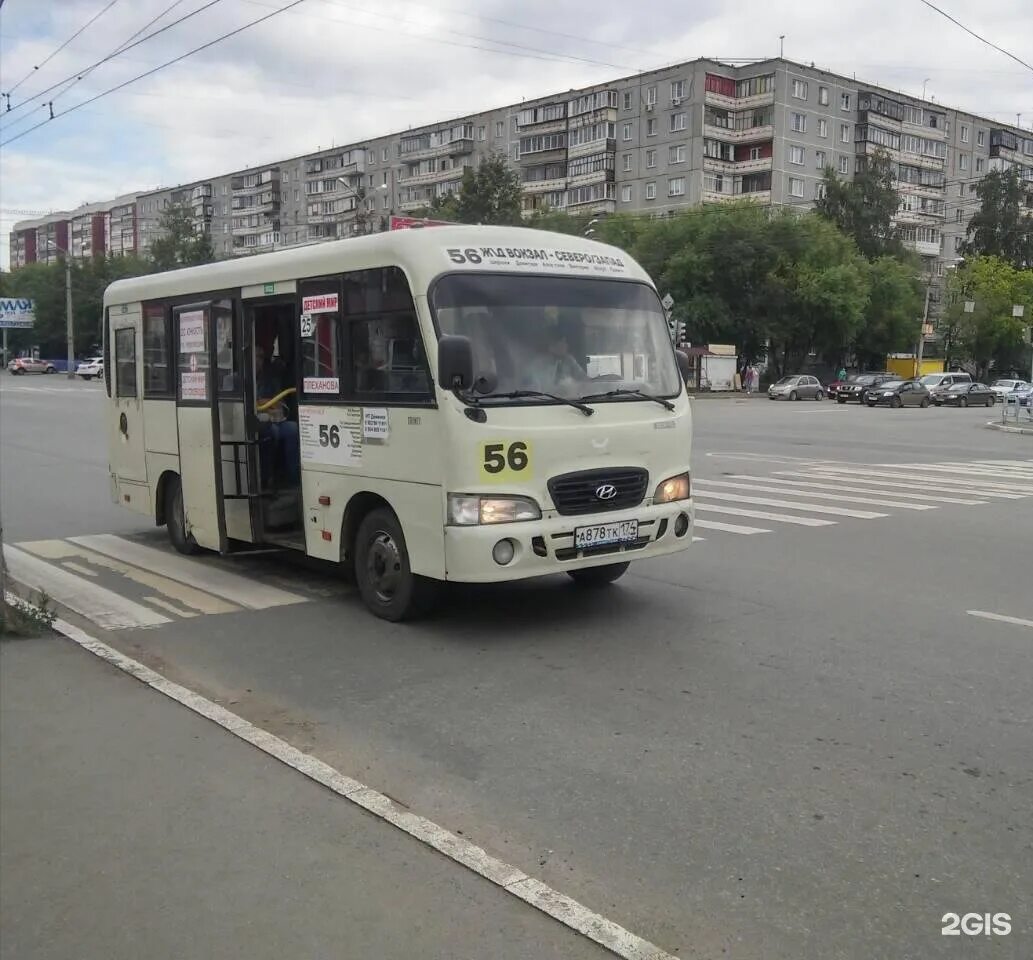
left=595, top=483, right=618, bottom=500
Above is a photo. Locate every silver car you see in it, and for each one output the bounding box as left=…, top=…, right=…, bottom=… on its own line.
left=768, top=375, right=824, bottom=401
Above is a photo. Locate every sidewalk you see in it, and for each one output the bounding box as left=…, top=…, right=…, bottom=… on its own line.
left=0, top=635, right=611, bottom=960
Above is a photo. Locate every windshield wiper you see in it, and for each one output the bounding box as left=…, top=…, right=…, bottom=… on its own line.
left=578, top=388, right=675, bottom=411
left=484, top=390, right=594, bottom=416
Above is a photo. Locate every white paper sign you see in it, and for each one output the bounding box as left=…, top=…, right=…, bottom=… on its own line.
left=180, top=371, right=207, bottom=400
left=303, top=376, right=339, bottom=394
left=300, top=313, right=315, bottom=338
left=362, top=407, right=389, bottom=440
left=179, top=310, right=205, bottom=353
left=299, top=406, right=362, bottom=467
left=301, top=293, right=339, bottom=314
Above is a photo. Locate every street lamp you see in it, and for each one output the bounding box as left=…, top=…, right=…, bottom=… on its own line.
left=584, top=218, right=600, bottom=237
left=41, top=236, right=75, bottom=379
left=336, top=177, right=389, bottom=234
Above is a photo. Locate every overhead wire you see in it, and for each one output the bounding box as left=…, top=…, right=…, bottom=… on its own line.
left=917, top=0, right=1033, bottom=74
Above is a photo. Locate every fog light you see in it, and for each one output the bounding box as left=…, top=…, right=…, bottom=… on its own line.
left=674, top=513, right=689, bottom=537
left=492, top=538, right=516, bottom=565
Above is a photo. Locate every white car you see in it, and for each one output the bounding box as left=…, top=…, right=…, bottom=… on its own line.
left=989, top=379, right=1030, bottom=400
left=76, top=357, right=104, bottom=380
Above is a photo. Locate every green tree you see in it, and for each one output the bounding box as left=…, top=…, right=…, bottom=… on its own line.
left=440, top=153, right=523, bottom=225
left=945, top=255, right=1033, bottom=380
left=815, top=150, right=902, bottom=260
left=149, top=202, right=216, bottom=270
left=963, top=166, right=1033, bottom=270
left=853, top=255, right=924, bottom=369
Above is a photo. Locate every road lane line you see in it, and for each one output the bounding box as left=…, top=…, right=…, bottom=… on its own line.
left=789, top=471, right=1019, bottom=500
left=694, top=504, right=835, bottom=527
left=5, top=547, right=170, bottom=630
left=24, top=609, right=679, bottom=960
left=70, top=534, right=305, bottom=609
left=922, top=462, right=1033, bottom=479
left=693, top=489, right=886, bottom=519
left=966, top=610, right=1033, bottom=629
left=811, top=467, right=1028, bottom=496
left=696, top=478, right=935, bottom=510
left=866, top=465, right=1033, bottom=492
left=144, top=596, right=200, bottom=618
left=736, top=474, right=985, bottom=505
left=693, top=518, right=771, bottom=535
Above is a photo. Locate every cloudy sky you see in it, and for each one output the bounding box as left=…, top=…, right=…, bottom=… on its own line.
left=1, top=0, right=1030, bottom=267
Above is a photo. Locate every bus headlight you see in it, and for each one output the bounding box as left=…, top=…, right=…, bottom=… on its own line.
left=654, top=472, right=690, bottom=504
left=447, top=494, right=542, bottom=525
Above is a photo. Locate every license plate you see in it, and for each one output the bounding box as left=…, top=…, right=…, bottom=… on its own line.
left=574, top=520, right=639, bottom=549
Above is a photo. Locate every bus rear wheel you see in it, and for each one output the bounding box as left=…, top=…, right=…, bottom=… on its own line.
left=354, top=508, right=437, bottom=621
left=165, top=477, right=200, bottom=555
left=568, top=561, right=630, bottom=587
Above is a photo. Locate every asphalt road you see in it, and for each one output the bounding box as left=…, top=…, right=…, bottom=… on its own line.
left=2, top=373, right=1031, bottom=960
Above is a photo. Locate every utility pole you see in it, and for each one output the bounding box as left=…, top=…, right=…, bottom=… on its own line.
left=915, top=282, right=931, bottom=378
left=64, top=253, right=75, bottom=379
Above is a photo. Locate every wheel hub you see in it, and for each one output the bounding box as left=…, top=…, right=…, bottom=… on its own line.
left=367, top=531, right=402, bottom=602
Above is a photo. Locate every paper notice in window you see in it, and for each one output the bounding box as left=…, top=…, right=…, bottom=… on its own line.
left=180, top=372, right=207, bottom=401
left=362, top=407, right=389, bottom=440
left=179, top=311, right=205, bottom=353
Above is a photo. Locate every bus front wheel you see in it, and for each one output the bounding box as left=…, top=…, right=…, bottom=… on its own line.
left=354, top=508, right=437, bottom=621
left=568, top=561, right=630, bottom=587
left=165, top=477, right=200, bottom=555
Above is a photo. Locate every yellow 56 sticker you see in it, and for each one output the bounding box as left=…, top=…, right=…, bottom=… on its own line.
left=478, top=440, right=533, bottom=482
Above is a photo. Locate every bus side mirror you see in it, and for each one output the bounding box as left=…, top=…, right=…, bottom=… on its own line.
left=675, top=349, right=691, bottom=380
left=438, top=335, right=474, bottom=391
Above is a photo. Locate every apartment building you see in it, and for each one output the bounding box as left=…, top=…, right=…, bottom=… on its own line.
left=12, top=57, right=1032, bottom=323
left=8, top=193, right=140, bottom=267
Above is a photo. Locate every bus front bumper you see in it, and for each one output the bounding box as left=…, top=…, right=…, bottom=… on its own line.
left=442, top=500, right=694, bottom=583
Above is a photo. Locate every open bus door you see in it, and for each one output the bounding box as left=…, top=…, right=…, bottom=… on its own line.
left=173, top=301, right=228, bottom=553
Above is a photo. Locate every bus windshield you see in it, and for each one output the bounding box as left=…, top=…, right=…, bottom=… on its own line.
left=431, top=274, right=681, bottom=402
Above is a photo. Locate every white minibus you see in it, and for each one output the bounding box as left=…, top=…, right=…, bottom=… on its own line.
left=104, top=226, right=694, bottom=619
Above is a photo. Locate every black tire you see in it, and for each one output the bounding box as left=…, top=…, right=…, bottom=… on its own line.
left=354, top=507, right=438, bottom=621
left=11, top=368, right=23, bottom=376
left=959, top=397, right=968, bottom=408
left=45, top=366, right=56, bottom=374
left=837, top=397, right=846, bottom=404
left=789, top=390, right=798, bottom=401
left=815, top=390, right=824, bottom=401
left=920, top=397, right=930, bottom=408
left=80, top=374, right=92, bottom=381
left=985, top=396, right=993, bottom=407
left=568, top=561, right=630, bottom=587
left=892, top=396, right=902, bottom=408
left=165, top=476, right=200, bottom=555
left=867, top=401, right=876, bottom=407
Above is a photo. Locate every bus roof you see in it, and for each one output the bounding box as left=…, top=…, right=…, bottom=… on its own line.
left=104, top=225, right=652, bottom=306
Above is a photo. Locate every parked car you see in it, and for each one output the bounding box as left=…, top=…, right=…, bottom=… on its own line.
left=768, top=374, right=824, bottom=401
left=826, top=378, right=846, bottom=399
left=989, top=379, right=1030, bottom=400
left=836, top=373, right=895, bottom=404
left=76, top=356, right=104, bottom=380
left=865, top=379, right=931, bottom=408
left=931, top=382, right=995, bottom=407
left=919, top=371, right=972, bottom=393
left=7, top=356, right=56, bottom=375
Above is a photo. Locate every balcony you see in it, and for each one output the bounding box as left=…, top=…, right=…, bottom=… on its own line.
left=397, top=198, right=431, bottom=212
left=703, top=155, right=772, bottom=175
left=904, top=238, right=941, bottom=257
left=566, top=168, right=614, bottom=190
left=398, top=164, right=471, bottom=187
left=704, top=89, right=774, bottom=111
left=522, top=176, right=568, bottom=194
left=516, top=117, right=567, bottom=136
left=565, top=196, right=616, bottom=214
left=896, top=180, right=945, bottom=199
left=900, top=150, right=945, bottom=171
left=233, top=173, right=279, bottom=193
left=567, top=138, right=615, bottom=160
left=703, top=123, right=774, bottom=144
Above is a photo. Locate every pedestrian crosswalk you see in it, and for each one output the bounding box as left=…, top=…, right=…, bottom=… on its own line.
left=690, top=457, right=1033, bottom=542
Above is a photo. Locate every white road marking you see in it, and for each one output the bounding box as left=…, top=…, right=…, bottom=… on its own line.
left=692, top=536, right=706, bottom=542
left=811, top=467, right=1027, bottom=497
left=793, top=471, right=1022, bottom=500
left=966, top=610, right=1033, bottom=630
left=693, top=518, right=772, bottom=535
left=693, top=489, right=887, bottom=519
left=69, top=534, right=306, bottom=609
left=863, top=464, right=1033, bottom=493
left=144, top=596, right=200, bottom=618
left=696, top=478, right=935, bottom=510
left=694, top=504, right=835, bottom=527
left=741, top=473, right=985, bottom=505
left=930, top=461, right=1033, bottom=478
left=22, top=607, right=679, bottom=960
left=5, top=546, right=170, bottom=630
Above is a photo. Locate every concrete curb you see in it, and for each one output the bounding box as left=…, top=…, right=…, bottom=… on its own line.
left=985, top=420, right=1033, bottom=436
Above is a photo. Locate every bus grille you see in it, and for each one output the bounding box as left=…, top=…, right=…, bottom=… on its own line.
left=547, top=467, right=649, bottom=517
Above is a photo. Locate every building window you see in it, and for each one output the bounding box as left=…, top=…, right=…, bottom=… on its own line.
left=956, top=209, right=963, bottom=223
left=818, top=86, right=829, bottom=106
left=623, top=91, right=633, bottom=110
left=815, top=149, right=826, bottom=168
left=818, top=118, right=828, bottom=138
left=646, top=86, right=657, bottom=105
left=954, top=236, right=963, bottom=252
left=670, top=112, right=687, bottom=131
left=671, top=79, right=685, bottom=100
left=960, top=125, right=969, bottom=143
left=647, top=118, right=658, bottom=136
left=367, top=151, right=375, bottom=165
left=976, top=156, right=984, bottom=172
left=622, top=122, right=633, bottom=141
left=959, top=154, right=968, bottom=171
left=788, top=177, right=804, bottom=198
left=791, top=112, right=807, bottom=133
left=976, top=129, right=985, bottom=147
left=789, top=145, right=805, bottom=165
left=223, top=223, right=229, bottom=233
left=750, top=146, right=763, bottom=160
left=840, top=92, right=851, bottom=110
left=646, top=148, right=657, bottom=168
left=115, top=327, right=137, bottom=398
left=222, top=185, right=228, bottom=195
left=839, top=155, right=850, bottom=174
left=282, top=171, right=289, bottom=184
left=645, top=181, right=656, bottom=200
left=477, top=126, right=486, bottom=141
left=669, top=144, right=686, bottom=163
left=815, top=182, right=827, bottom=200
left=495, top=121, right=503, bottom=137
left=840, top=124, right=850, bottom=142
left=668, top=176, right=685, bottom=196
left=621, top=184, right=632, bottom=202
left=791, top=79, right=808, bottom=100
left=294, top=189, right=300, bottom=203
left=623, top=153, right=633, bottom=171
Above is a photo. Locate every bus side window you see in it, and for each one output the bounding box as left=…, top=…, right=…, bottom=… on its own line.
left=299, top=278, right=342, bottom=394
left=115, top=327, right=138, bottom=398
left=103, top=308, right=112, bottom=396
left=143, top=303, right=171, bottom=396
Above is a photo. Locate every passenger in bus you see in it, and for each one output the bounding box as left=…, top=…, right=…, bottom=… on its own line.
left=255, top=346, right=300, bottom=487
left=524, top=326, right=586, bottom=394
